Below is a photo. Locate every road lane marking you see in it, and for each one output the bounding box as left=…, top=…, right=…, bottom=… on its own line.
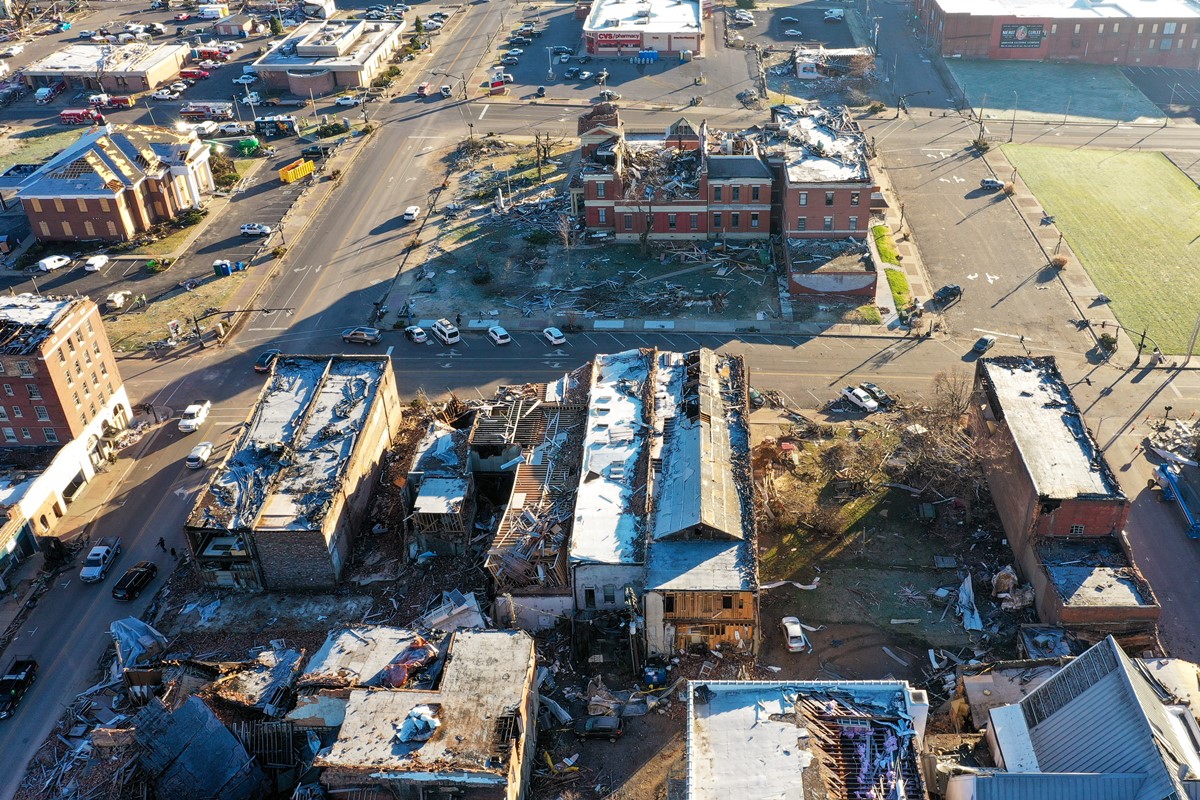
left=478, top=104, right=489, bottom=120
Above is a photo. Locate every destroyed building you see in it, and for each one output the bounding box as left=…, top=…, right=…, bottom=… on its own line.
left=403, top=421, right=476, bottom=557
left=971, top=357, right=1159, bottom=636
left=185, top=355, right=403, bottom=591
left=932, top=636, right=1200, bottom=800
left=687, top=679, right=930, bottom=800
left=644, top=349, right=758, bottom=656
left=314, top=629, right=539, bottom=800
left=573, top=104, right=878, bottom=243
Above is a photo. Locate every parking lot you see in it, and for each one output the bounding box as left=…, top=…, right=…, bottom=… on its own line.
left=728, top=4, right=858, bottom=50
left=1122, top=66, right=1200, bottom=114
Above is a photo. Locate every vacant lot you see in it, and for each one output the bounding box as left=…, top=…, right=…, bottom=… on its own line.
left=1005, top=145, right=1200, bottom=354
left=0, top=127, right=84, bottom=172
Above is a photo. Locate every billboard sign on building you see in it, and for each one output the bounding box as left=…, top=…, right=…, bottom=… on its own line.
left=999, top=23, right=1044, bottom=48
left=596, top=31, right=644, bottom=47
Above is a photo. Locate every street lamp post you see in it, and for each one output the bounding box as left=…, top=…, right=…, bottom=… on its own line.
left=1009, top=90, right=1018, bottom=142
left=545, top=46, right=555, bottom=81
left=191, top=306, right=294, bottom=349
left=872, top=16, right=881, bottom=52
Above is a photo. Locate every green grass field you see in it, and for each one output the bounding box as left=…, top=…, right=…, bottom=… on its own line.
left=1004, top=145, right=1200, bottom=354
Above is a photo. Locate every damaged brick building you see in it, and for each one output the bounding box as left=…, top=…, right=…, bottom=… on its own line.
left=572, top=104, right=879, bottom=242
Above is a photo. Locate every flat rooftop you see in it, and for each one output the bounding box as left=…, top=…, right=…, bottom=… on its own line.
left=936, top=0, right=1200, bottom=19
left=1037, top=538, right=1156, bottom=608
left=316, top=630, right=535, bottom=780
left=299, top=627, right=424, bottom=689
left=770, top=105, right=870, bottom=184
left=413, top=477, right=470, bottom=515
left=979, top=357, right=1122, bottom=501
left=25, top=42, right=188, bottom=75
left=255, top=19, right=404, bottom=71
left=570, top=349, right=653, bottom=566
left=584, top=0, right=703, bottom=34
left=688, top=680, right=926, bottom=800
left=188, top=356, right=389, bottom=532
left=0, top=294, right=76, bottom=355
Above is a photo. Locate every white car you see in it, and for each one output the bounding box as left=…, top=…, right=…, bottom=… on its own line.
left=335, top=95, right=363, bottom=106
left=191, top=120, right=220, bottom=136
left=178, top=401, right=211, bottom=433
left=840, top=386, right=879, bottom=412
left=83, top=255, right=109, bottom=272
left=404, top=325, right=427, bottom=343
left=780, top=15, right=799, bottom=22
left=240, top=223, right=272, bottom=237
left=218, top=42, right=244, bottom=53
left=1, top=43, right=25, bottom=57
left=169, top=81, right=189, bottom=93
left=579, top=70, right=593, bottom=80
left=783, top=28, right=803, bottom=37
left=402, top=205, right=421, bottom=221
left=198, top=59, right=224, bottom=70
left=824, top=8, right=846, bottom=21
left=506, top=48, right=524, bottom=56
left=424, top=20, right=443, bottom=30
left=542, top=327, right=566, bottom=346
left=558, top=54, right=570, bottom=63
left=37, top=255, right=71, bottom=272
left=487, top=326, right=511, bottom=345
left=781, top=616, right=810, bottom=653
left=151, top=89, right=180, bottom=100
left=185, top=441, right=214, bottom=469
left=218, top=122, right=250, bottom=135
left=232, top=74, right=258, bottom=85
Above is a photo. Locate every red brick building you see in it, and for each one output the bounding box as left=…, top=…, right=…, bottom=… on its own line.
left=916, top=0, right=1200, bottom=68
left=572, top=104, right=877, bottom=242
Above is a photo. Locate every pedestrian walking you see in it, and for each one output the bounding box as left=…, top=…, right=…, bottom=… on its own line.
left=455, top=313, right=462, bottom=327
left=170, top=547, right=177, bottom=559
left=157, top=536, right=166, bottom=551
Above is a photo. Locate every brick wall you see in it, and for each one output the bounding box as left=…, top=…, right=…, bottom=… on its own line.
left=1033, top=496, right=1128, bottom=537
left=254, top=528, right=338, bottom=590
left=780, top=183, right=873, bottom=238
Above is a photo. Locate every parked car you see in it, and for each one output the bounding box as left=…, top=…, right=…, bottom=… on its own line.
left=180, top=68, right=209, bottom=80
left=150, top=89, right=180, bottom=100
left=0, top=657, right=38, bottom=719
left=578, top=70, right=593, bottom=81
left=511, top=36, right=531, bottom=46
left=198, top=59, right=224, bottom=70
left=219, top=122, right=251, bottom=135
left=577, top=54, right=591, bottom=63
left=402, top=205, right=421, bottom=221
left=301, top=143, right=335, bottom=159
left=501, top=56, right=520, bottom=65
left=173, top=12, right=191, bottom=20
left=558, top=54, right=570, bottom=63
left=824, top=8, right=845, bottom=21
left=342, top=326, right=382, bottom=345
left=186, top=441, right=215, bottom=468
left=574, top=716, right=624, bottom=741
left=980, top=178, right=1005, bottom=190
left=598, top=90, right=621, bottom=101
left=335, top=94, right=362, bottom=107
left=933, top=284, right=963, bottom=305
left=780, top=616, right=808, bottom=652
left=232, top=74, right=257, bottom=85
left=36, top=255, right=71, bottom=272
left=973, top=334, right=997, bottom=354
left=783, top=28, right=803, bottom=37
left=253, top=349, right=281, bottom=373
left=83, top=255, right=109, bottom=272
left=487, top=326, right=511, bottom=345
left=168, top=81, right=188, bottom=93
left=859, top=382, right=893, bottom=408
left=178, top=401, right=211, bottom=432
left=563, top=66, right=580, bottom=78
left=111, top=561, right=158, bottom=600
left=840, top=386, right=878, bottom=412
left=240, top=92, right=262, bottom=105
left=240, top=222, right=272, bottom=237
left=1, top=43, right=25, bottom=57
left=550, top=45, right=572, bottom=54
left=542, top=327, right=566, bottom=346
left=404, top=325, right=427, bottom=343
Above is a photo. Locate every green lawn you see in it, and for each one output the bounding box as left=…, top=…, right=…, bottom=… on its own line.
left=1004, top=145, right=1200, bottom=354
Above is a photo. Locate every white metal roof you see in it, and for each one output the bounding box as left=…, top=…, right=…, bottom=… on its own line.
left=584, top=0, right=703, bottom=34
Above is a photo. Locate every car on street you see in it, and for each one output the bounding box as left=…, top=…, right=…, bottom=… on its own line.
left=335, top=94, right=363, bottom=106
left=859, top=382, right=893, bottom=408
left=404, top=325, right=427, bottom=343
left=933, top=284, right=962, bottom=305
left=83, top=255, right=109, bottom=272
left=973, top=334, right=997, bottom=354
left=189, top=121, right=220, bottom=136
left=551, top=45, right=573, bottom=54
left=980, top=177, right=1005, bottom=190
left=578, top=70, right=593, bottom=80
left=780, top=15, right=799, bottom=22
left=563, top=66, right=580, bottom=78
left=301, top=143, right=335, bottom=159
left=186, top=441, right=215, bottom=468
left=487, top=326, right=512, bottom=345
left=342, top=326, right=382, bottom=345
left=111, top=561, right=158, bottom=601
left=232, top=74, right=257, bottom=85
left=573, top=715, right=624, bottom=742
left=240, top=222, right=272, bottom=236
left=219, top=122, right=251, bottom=135
left=0, top=658, right=37, bottom=719
left=77, top=30, right=95, bottom=38
left=501, top=56, right=520, bottom=65
left=402, top=205, right=421, bottom=221
left=253, top=349, right=282, bottom=373
left=178, top=401, right=212, bottom=432
left=151, top=89, right=180, bottom=100
left=783, top=28, right=803, bottom=36
left=174, top=12, right=191, bottom=20
left=840, top=386, right=879, bottom=412
left=542, top=327, right=566, bottom=346
left=37, top=255, right=71, bottom=272
left=781, top=616, right=808, bottom=652
left=2, top=43, right=25, bottom=57
left=598, top=90, right=621, bottom=101
left=824, top=8, right=845, bottom=21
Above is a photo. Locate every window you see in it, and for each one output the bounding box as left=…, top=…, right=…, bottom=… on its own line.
left=1181, top=23, right=1187, bottom=33
left=0, top=408, right=8, bottom=422
left=1070, top=524, right=1085, bottom=535
left=751, top=185, right=761, bottom=202
left=1161, top=38, right=1173, bottom=49
left=1, top=385, right=11, bottom=397
left=106, top=383, right=113, bottom=396
left=89, top=403, right=96, bottom=416
left=75, top=329, right=84, bottom=344
left=667, top=213, right=677, bottom=230
left=1150, top=38, right=1157, bottom=48
left=796, top=216, right=807, bottom=231
left=19, top=428, right=29, bottom=440
left=662, top=594, right=675, bottom=613
left=731, top=186, right=741, bottom=202
left=1138, top=23, right=1145, bottom=33
left=750, top=211, right=760, bottom=228
left=713, top=186, right=723, bottom=202
left=1074, top=23, right=1081, bottom=33
left=2, top=428, right=14, bottom=443
left=92, top=342, right=100, bottom=355
left=84, top=351, right=92, bottom=366
left=74, top=361, right=82, bottom=376
left=72, top=392, right=81, bottom=407
left=597, top=208, right=607, bottom=224
left=583, top=587, right=596, bottom=609
left=1098, top=23, right=1104, bottom=34
left=85, top=320, right=94, bottom=335
left=34, top=406, right=48, bottom=422
left=43, top=428, right=57, bottom=443
left=79, top=413, right=87, bottom=426
left=91, top=373, right=99, bottom=386
left=850, top=191, right=860, bottom=206
left=1193, top=38, right=1198, bottom=48
left=67, top=338, right=75, bottom=353
left=689, top=213, right=699, bottom=230
left=603, top=585, right=616, bottom=604
left=596, top=182, right=605, bottom=198
left=722, top=594, right=733, bottom=609
left=730, top=212, right=740, bottom=227
left=712, top=212, right=722, bottom=228
left=1164, top=22, right=1177, bottom=33
left=798, top=192, right=808, bottom=206
left=1112, top=22, right=1119, bottom=33
left=623, top=213, right=633, bottom=230
left=11, top=406, right=21, bottom=419
left=56, top=349, right=66, bottom=364
left=825, top=191, right=835, bottom=206
left=1152, top=23, right=1159, bottom=33
left=1051, top=23, right=1057, bottom=34
left=53, top=198, right=64, bottom=213
left=0, top=363, right=5, bottom=375
left=17, top=361, right=31, bottom=377
left=823, top=216, right=834, bottom=231
left=849, top=216, right=859, bottom=230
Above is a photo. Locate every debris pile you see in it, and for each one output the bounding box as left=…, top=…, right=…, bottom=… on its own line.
left=1148, top=417, right=1200, bottom=461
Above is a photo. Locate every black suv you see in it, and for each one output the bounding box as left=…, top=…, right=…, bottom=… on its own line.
left=933, top=284, right=962, bottom=306
left=301, top=143, right=336, bottom=159
left=112, top=561, right=158, bottom=601
left=573, top=716, right=624, bottom=741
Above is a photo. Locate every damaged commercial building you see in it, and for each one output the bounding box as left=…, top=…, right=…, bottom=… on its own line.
left=687, top=679, right=930, bottom=800
left=403, top=421, right=477, bottom=557
left=573, top=104, right=878, bottom=243
left=314, top=629, right=540, bottom=800
left=971, top=356, right=1159, bottom=640
left=185, top=355, right=403, bottom=591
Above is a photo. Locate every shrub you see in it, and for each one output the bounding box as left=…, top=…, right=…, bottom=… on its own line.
left=972, top=136, right=991, bottom=152
left=329, top=169, right=342, bottom=182
left=1099, top=332, right=1118, bottom=352
left=213, top=171, right=239, bottom=188
left=1051, top=254, right=1069, bottom=268
left=872, top=225, right=900, bottom=266
left=269, top=15, right=283, bottom=36
left=471, top=269, right=493, bottom=285
left=867, top=101, right=886, bottom=114
left=177, top=208, right=208, bottom=227
left=1002, top=182, right=1016, bottom=195
left=316, top=121, right=350, bottom=138
left=271, top=245, right=287, bottom=258
left=145, top=259, right=171, bottom=274
left=524, top=230, right=555, bottom=246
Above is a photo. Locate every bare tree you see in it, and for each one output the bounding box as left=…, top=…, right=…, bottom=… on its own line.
left=533, top=131, right=564, bottom=185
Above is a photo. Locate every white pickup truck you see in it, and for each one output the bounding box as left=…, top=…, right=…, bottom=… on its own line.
left=178, top=401, right=211, bottom=433
left=79, top=536, right=122, bottom=583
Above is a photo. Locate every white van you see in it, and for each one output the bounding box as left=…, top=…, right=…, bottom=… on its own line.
left=431, top=318, right=460, bottom=344
left=197, top=6, right=225, bottom=19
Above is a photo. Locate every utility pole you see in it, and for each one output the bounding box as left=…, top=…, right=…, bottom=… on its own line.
left=976, top=92, right=987, bottom=141
left=1009, top=90, right=1018, bottom=142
